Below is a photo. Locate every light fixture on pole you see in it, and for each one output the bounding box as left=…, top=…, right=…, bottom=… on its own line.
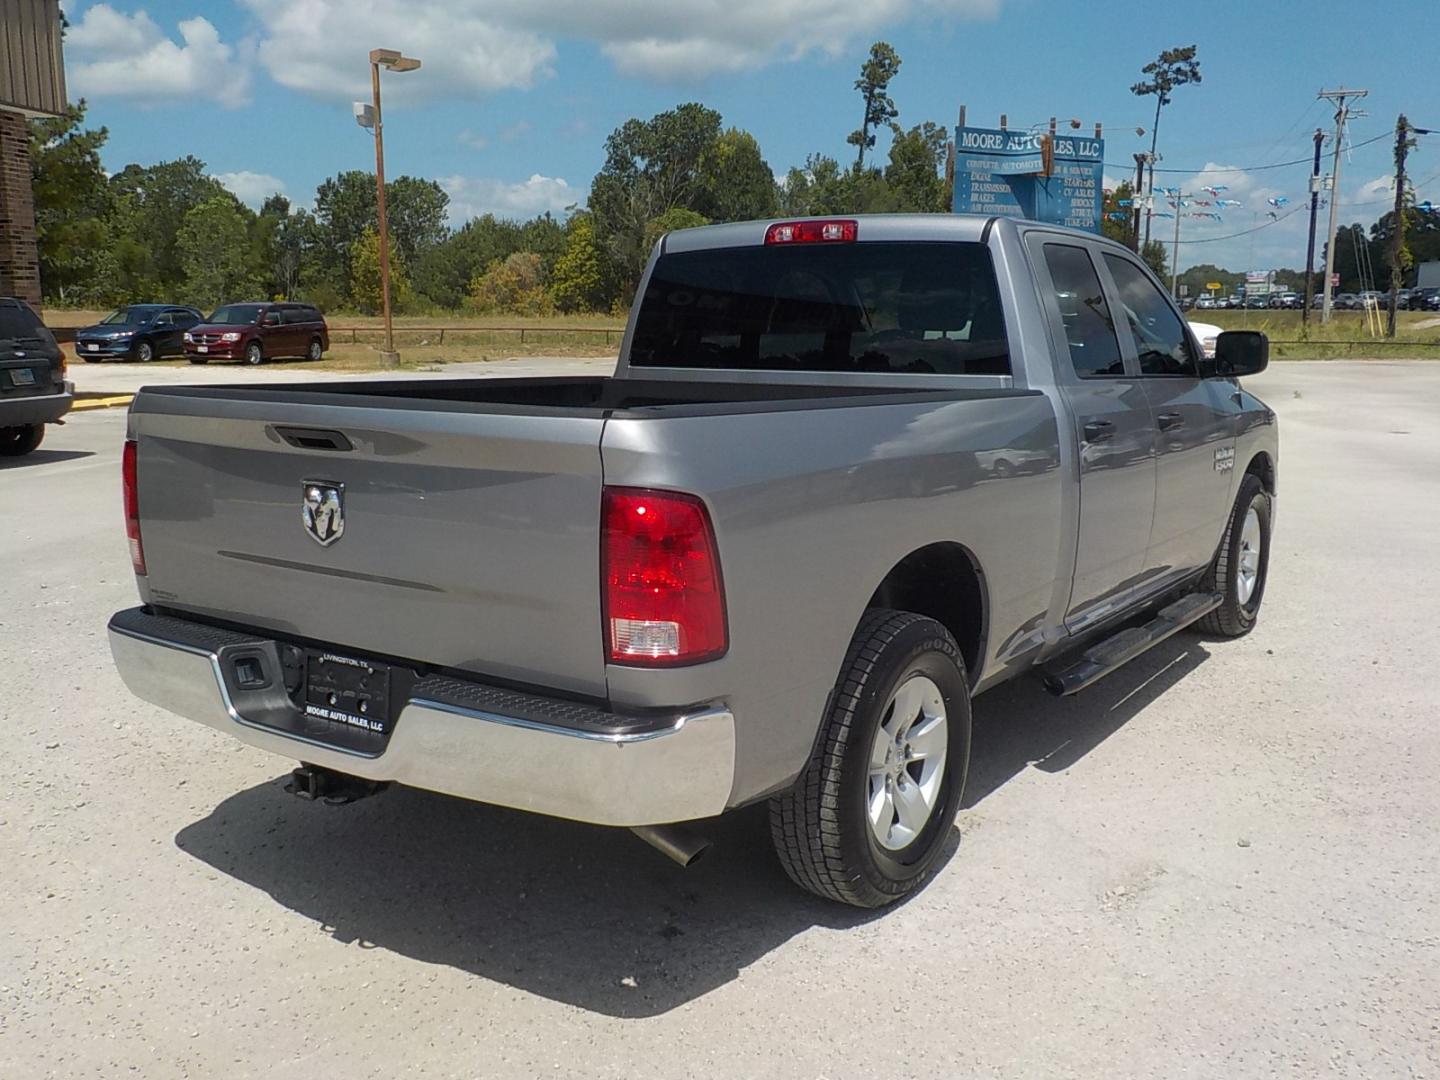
left=363, top=47, right=422, bottom=368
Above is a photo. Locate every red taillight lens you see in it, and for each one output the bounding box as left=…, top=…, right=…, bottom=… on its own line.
left=123, top=438, right=146, bottom=576
left=764, top=219, right=858, bottom=245
left=602, top=487, right=726, bottom=666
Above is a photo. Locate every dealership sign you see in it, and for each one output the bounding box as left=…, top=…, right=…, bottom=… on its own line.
left=952, top=124, right=1105, bottom=234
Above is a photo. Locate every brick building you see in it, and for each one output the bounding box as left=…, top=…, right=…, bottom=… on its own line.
left=1, top=0, right=68, bottom=305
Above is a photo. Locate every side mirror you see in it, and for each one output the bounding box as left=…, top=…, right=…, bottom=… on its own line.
left=1212, top=330, right=1268, bottom=377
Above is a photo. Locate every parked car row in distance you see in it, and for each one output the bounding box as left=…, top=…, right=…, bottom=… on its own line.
left=1190, top=289, right=1440, bottom=313
left=74, top=302, right=330, bottom=365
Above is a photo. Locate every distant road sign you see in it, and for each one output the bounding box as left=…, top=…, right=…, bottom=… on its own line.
left=952, top=125, right=1105, bottom=234
left=1206, top=281, right=1223, bottom=291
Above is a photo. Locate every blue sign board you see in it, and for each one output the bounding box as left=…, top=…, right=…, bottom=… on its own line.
left=952, top=125, right=1105, bottom=233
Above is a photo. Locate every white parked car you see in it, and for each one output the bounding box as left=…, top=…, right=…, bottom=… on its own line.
left=1189, top=320, right=1222, bottom=359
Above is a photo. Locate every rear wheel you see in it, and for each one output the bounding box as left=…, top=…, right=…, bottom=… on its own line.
left=243, top=341, right=263, bottom=366
left=1199, top=472, right=1272, bottom=637
left=770, top=609, right=971, bottom=908
left=0, top=424, right=44, bottom=457
left=307, top=337, right=324, bottom=361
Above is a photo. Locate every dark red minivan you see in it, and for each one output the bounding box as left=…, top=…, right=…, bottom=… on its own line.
left=184, top=302, right=329, bottom=365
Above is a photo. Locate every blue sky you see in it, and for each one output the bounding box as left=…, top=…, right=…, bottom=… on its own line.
left=62, top=0, right=1440, bottom=271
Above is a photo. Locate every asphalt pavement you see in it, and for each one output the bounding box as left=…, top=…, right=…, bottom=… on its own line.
left=2, top=362, right=1438, bottom=1079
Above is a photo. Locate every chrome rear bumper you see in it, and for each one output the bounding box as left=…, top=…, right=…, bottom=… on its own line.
left=108, top=608, right=735, bottom=826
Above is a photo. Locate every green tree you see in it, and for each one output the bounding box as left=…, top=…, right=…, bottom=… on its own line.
left=549, top=214, right=608, bottom=312
left=412, top=214, right=525, bottom=308
left=1102, top=180, right=1137, bottom=248
left=588, top=103, right=724, bottom=289
left=27, top=102, right=113, bottom=303
left=885, top=122, right=948, bottom=213
left=778, top=155, right=898, bottom=216
left=467, top=252, right=551, bottom=316
left=1131, top=45, right=1202, bottom=245
left=313, top=171, right=448, bottom=301
left=696, top=129, right=778, bottom=222
left=349, top=226, right=411, bottom=315
left=177, top=194, right=264, bottom=308
left=1141, top=239, right=1169, bottom=281
left=108, top=157, right=229, bottom=298
left=847, top=42, right=902, bottom=168
left=642, top=207, right=710, bottom=254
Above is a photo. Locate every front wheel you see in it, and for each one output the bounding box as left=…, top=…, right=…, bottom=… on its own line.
left=0, top=424, right=45, bottom=457
left=1199, top=472, right=1272, bottom=637
left=135, top=339, right=154, bottom=362
left=243, top=341, right=263, bottom=366
left=770, top=609, right=971, bottom=908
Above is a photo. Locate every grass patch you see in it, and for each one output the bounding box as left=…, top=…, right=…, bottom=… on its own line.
left=1187, top=310, right=1440, bottom=359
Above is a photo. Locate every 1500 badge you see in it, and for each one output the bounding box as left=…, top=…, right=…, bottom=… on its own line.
left=1214, top=446, right=1236, bottom=473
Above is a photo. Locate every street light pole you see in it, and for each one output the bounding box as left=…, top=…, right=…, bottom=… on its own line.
left=365, top=48, right=421, bottom=368
left=369, top=57, right=395, bottom=366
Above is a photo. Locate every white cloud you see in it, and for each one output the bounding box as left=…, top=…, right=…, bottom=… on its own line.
left=440, top=174, right=582, bottom=224
left=456, top=129, right=489, bottom=151
left=233, top=0, right=1001, bottom=98
left=67, top=5, right=252, bottom=107
left=214, top=171, right=287, bottom=208
left=238, top=0, right=555, bottom=102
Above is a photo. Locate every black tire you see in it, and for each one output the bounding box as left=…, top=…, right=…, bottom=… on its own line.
left=243, top=341, right=263, bottom=366
left=1199, top=472, right=1272, bottom=637
left=0, top=424, right=45, bottom=457
left=770, top=609, right=971, bottom=908
left=135, top=339, right=155, bottom=363
left=307, top=337, right=324, bottom=361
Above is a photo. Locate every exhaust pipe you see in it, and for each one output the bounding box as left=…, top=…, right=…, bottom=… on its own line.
left=631, top=824, right=712, bottom=868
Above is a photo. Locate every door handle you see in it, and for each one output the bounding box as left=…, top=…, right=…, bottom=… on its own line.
left=1082, top=420, right=1115, bottom=443
left=1157, top=412, right=1184, bottom=431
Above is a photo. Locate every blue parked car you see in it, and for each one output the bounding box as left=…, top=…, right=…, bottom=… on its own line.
left=74, top=304, right=204, bottom=362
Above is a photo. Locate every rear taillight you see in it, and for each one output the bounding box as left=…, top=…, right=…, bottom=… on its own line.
left=123, top=439, right=146, bottom=576
left=602, top=487, right=726, bottom=666
left=764, top=219, right=858, bottom=245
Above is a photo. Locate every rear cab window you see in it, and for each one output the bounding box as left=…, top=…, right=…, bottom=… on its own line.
left=0, top=302, right=45, bottom=343
left=630, top=241, right=1010, bottom=376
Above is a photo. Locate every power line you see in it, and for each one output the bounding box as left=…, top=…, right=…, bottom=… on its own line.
left=1106, top=131, right=1388, bottom=174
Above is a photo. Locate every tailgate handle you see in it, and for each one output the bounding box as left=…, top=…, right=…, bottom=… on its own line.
left=274, top=426, right=353, bottom=452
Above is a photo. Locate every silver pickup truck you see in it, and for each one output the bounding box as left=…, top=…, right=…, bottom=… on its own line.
left=109, top=215, right=1277, bottom=908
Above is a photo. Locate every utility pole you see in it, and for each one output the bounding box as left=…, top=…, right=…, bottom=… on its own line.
left=1167, top=190, right=1193, bottom=298
left=1318, top=87, right=1368, bottom=324
left=1387, top=114, right=1415, bottom=338
left=1301, top=128, right=1325, bottom=333
left=1131, top=153, right=1147, bottom=252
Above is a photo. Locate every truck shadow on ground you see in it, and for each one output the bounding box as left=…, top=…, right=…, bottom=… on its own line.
left=0, top=449, right=94, bottom=470
left=175, top=635, right=1211, bottom=1019
left=965, top=635, right=1213, bottom=808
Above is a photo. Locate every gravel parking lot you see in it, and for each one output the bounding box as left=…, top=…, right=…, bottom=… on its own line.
left=2, top=361, right=1437, bottom=1079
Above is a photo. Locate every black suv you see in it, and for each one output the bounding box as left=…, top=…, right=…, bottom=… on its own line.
left=1, top=298, right=72, bottom=457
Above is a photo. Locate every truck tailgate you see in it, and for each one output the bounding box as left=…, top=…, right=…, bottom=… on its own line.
left=129, top=390, right=608, bottom=697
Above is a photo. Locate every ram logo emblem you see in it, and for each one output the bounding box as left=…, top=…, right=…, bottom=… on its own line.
left=302, top=481, right=345, bottom=546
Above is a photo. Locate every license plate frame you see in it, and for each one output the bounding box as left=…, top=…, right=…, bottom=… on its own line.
left=303, top=650, right=391, bottom=735
left=9, top=367, right=36, bottom=386
left=86, top=343, right=100, bottom=352
left=196, top=345, right=208, bottom=353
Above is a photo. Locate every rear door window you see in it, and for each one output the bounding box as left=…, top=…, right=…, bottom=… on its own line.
left=630, top=241, right=1010, bottom=375
left=1041, top=244, right=1125, bottom=378
left=0, top=303, right=44, bottom=342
